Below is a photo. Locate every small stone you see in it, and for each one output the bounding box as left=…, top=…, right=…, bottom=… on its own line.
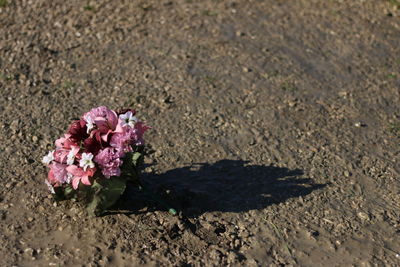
left=354, top=122, right=365, bottom=127
left=5, top=182, right=14, bottom=189
left=344, top=170, right=350, bottom=177
left=32, top=136, right=39, bottom=142
left=10, top=120, right=19, bottom=131
left=227, top=251, right=238, bottom=263
left=28, top=217, right=34, bottom=222
left=233, top=239, right=241, bottom=248
left=24, top=248, right=35, bottom=256
left=242, top=67, right=251, bottom=72
left=357, top=212, right=370, bottom=221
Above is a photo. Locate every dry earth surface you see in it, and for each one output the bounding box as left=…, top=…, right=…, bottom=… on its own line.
left=1, top=0, right=400, bottom=266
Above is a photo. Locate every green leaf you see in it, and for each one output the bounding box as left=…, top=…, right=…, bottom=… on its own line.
left=54, top=185, right=76, bottom=201
left=131, top=152, right=143, bottom=167
left=64, top=185, right=75, bottom=198
left=120, top=152, right=143, bottom=183
left=86, top=177, right=127, bottom=217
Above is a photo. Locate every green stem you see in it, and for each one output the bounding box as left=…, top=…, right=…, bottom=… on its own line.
left=138, top=183, right=177, bottom=216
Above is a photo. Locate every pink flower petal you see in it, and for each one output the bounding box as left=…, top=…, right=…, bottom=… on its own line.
left=55, top=134, right=75, bottom=148
left=72, top=177, right=80, bottom=189
left=66, top=165, right=80, bottom=176
left=49, top=162, right=69, bottom=184
left=81, top=175, right=91, bottom=186
left=48, top=169, right=58, bottom=185
left=67, top=165, right=95, bottom=188
left=83, top=106, right=118, bottom=133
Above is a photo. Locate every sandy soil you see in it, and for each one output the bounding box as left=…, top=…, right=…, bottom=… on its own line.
left=1, top=0, right=400, bottom=266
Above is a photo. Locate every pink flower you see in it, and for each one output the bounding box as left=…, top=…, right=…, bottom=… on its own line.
left=53, top=145, right=80, bottom=164
left=48, top=162, right=70, bottom=185
left=66, top=165, right=96, bottom=189
left=83, top=106, right=119, bottom=142
left=55, top=134, right=77, bottom=149
left=47, top=169, right=58, bottom=186
left=134, top=121, right=150, bottom=146
left=110, top=120, right=150, bottom=151
left=94, top=147, right=124, bottom=178
left=109, top=126, right=134, bottom=152
left=53, top=149, right=69, bottom=164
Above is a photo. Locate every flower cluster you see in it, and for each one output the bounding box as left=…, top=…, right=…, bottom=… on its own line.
left=42, top=106, right=149, bottom=193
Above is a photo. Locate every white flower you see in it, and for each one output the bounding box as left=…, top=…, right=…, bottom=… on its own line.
left=45, top=179, right=55, bottom=194
left=79, top=152, right=95, bottom=171
left=66, top=173, right=73, bottom=184
left=42, top=150, right=55, bottom=165
left=84, top=115, right=95, bottom=134
left=67, top=150, right=76, bottom=165
left=119, top=111, right=137, bottom=128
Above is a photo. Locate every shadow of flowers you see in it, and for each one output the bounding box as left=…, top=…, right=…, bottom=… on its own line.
left=116, top=160, right=326, bottom=217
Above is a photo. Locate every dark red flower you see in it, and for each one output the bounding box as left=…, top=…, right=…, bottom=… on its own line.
left=83, top=136, right=102, bottom=154
left=68, top=119, right=88, bottom=142
left=116, top=108, right=136, bottom=116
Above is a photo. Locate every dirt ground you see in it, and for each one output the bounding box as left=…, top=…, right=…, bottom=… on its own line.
left=0, top=0, right=399, bottom=266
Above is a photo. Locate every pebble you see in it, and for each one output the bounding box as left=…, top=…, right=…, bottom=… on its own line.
left=227, top=251, right=238, bottom=263
left=242, top=67, right=251, bottom=72
left=357, top=212, right=370, bottom=221
left=233, top=239, right=241, bottom=248
left=24, top=248, right=35, bottom=256
left=32, top=135, right=39, bottom=142
left=10, top=119, right=19, bottom=131
left=5, top=182, right=14, bottom=189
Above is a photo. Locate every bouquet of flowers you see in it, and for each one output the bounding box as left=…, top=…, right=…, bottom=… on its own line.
left=42, top=106, right=175, bottom=216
